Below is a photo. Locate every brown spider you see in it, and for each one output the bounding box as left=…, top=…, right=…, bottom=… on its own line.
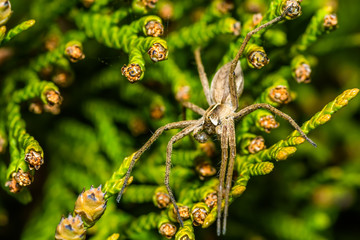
left=117, top=5, right=316, bottom=235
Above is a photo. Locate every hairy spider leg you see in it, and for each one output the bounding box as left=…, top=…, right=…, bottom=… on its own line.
left=223, top=119, right=236, bottom=235
left=217, top=122, right=229, bottom=235
left=165, top=123, right=202, bottom=226
left=116, top=120, right=198, bottom=203
left=228, top=5, right=294, bottom=110
left=234, top=103, right=317, bottom=147
left=181, top=101, right=206, bottom=115
left=194, top=47, right=213, bottom=106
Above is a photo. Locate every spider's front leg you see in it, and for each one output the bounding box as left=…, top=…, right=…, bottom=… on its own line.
left=116, top=120, right=199, bottom=203
left=165, top=122, right=201, bottom=227
left=234, top=103, right=317, bottom=147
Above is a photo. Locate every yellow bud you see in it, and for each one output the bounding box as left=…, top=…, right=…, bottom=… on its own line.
left=74, top=185, right=107, bottom=227
left=55, top=214, right=86, bottom=240
left=0, top=0, right=12, bottom=26
left=276, top=147, right=297, bottom=161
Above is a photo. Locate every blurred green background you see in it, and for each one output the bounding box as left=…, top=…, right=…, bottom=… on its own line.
left=1, top=0, right=360, bottom=239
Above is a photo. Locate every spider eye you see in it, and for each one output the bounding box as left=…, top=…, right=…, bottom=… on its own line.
left=152, top=50, right=157, bottom=55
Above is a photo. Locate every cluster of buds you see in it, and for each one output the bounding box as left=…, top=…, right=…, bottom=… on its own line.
left=121, top=63, right=142, bottom=83
left=52, top=69, right=73, bottom=87
left=248, top=136, right=266, bottom=154
left=44, top=35, right=59, bottom=51
left=55, top=215, right=86, bottom=240
left=204, top=192, right=218, bottom=209
left=128, top=117, right=147, bottom=136
left=150, top=103, right=165, bottom=120
left=55, top=186, right=107, bottom=239
left=269, top=85, right=292, bottom=104
left=159, top=222, right=177, bottom=239
left=5, top=169, right=33, bottom=193
left=323, top=13, right=338, bottom=31
left=294, top=62, right=311, bottom=83
left=231, top=21, right=241, bottom=36
left=281, top=0, right=302, bottom=20
left=145, top=20, right=164, bottom=37
left=141, top=0, right=158, bottom=9
left=170, top=204, right=191, bottom=222
left=65, top=41, right=85, bottom=63
left=0, top=0, right=12, bottom=25
left=252, top=13, right=263, bottom=27
left=153, top=187, right=171, bottom=208
left=44, top=90, right=62, bottom=115
left=195, top=159, right=217, bottom=180
left=74, top=185, right=107, bottom=227
left=147, top=43, right=167, bottom=62
left=248, top=49, right=269, bottom=69
left=158, top=2, right=174, bottom=20
left=25, top=149, right=43, bottom=170
left=259, top=115, right=280, bottom=133
left=191, top=203, right=209, bottom=226
left=216, top=0, right=234, bottom=14
left=175, top=86, right=191, bottom=102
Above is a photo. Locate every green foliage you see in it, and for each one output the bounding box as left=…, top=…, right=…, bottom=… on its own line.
left=0, top=0, right=360, bottom=240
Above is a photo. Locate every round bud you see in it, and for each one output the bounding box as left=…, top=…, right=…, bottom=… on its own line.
left=191, top=206, right=208, bottom=226
left=65, top=43, right=85, bottom=62
left=55, top=214, right=86, bottom=240
left=248, top=136, right=266, bottom=154
left=204, top=192, right=217, bottom=209
left=25, top=149, right=43, bottom=170
left=154, top=191, right=170, bottom=208
left=14, top=169, right=33, bottom=187
left=121, top=63, right=142, bottom=83
left=159, top=223, right=177, bottom=239
left=147, top=43, right=167, bottom=62
left=145, top=20, right=164, bottom=37
left=0, top=0, right=12, bottom=25
left=249, top=50, right=269, bottom=69
left=74, top=185, right=107, bottom=227
left=269, top=85, right=291, bottom=104
left=259, top=115, right=279, bottom=133
left=294, top=63, right=311, bottom=83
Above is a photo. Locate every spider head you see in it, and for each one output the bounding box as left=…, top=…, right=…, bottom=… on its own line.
left=204, top=104, right=234, bottom=135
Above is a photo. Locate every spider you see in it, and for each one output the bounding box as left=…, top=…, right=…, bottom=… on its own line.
left=117, top=4, right=316, bottom=236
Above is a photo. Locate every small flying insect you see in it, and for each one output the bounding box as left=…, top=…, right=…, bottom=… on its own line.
left=117, top=3, right=316, bottom=236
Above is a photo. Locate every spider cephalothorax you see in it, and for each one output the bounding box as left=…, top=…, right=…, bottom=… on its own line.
left=117, top=3, right=316, bottom=236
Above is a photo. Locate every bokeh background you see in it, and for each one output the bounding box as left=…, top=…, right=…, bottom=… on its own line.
left=1, top=0, right=360, bottom=239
